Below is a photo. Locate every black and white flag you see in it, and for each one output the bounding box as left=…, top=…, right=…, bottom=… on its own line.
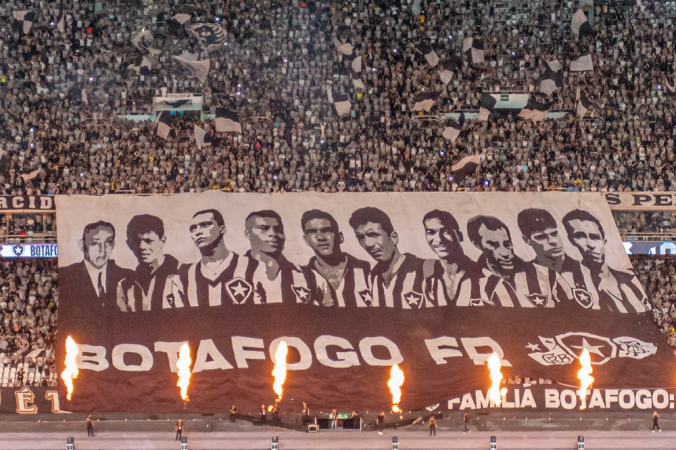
left=547, top=60, right=562, bottom=72
left=189, top=23, right=227, bottom=52
left=194, top=125, right=210, bottom=149
left=576, top=90, right=593, bottom=118
left=13, top=11, right=35, bottom=34
left=661, top=73, right=675, bottom=96
left=129, top=55, right=152, bottom=76
left=442, top=113, right=465, bottom=142
left=349, top=51, right=362, bottom=73
left=335, top=40, right=354, bottom=55
left=451, top=155, right=481, bottom=182
left=462, top=37, right=484, bottom=64
left=519, top=98, right=550, bottom=122
left=540, top=66, right=563, bottom=95
left=440, top=56, right=461, bottom=85
left=412, top=92, right=440, bottom=112
left=169, top=14, right=191, bottom=38
left=415, top=43, right=439, bottom=67
left=327, top=87, right=351, bottom=116
left=156, top=111, right=172, bottom=140
left=478, top=93, right=497, bottom=121
left=571, top=9, right=593, bottom=38
left=55, top=2, right=65, bottom=33
left=173, top=52, right=210, bottom=84
left=132, top=30, right=162, bottom=58
left=352, top=72, right=366, bottom=91
left=570, top=53, right=593, bottom=72
left=172, top=14, right=191, bottom=25
left=215, top=108, right=242, bottom=133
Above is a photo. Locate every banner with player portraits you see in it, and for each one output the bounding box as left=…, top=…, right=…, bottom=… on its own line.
left=54, top=192, right=673, bottom=413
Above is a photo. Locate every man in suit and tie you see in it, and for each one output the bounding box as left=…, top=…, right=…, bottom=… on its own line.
left=60, top=221, right=133, bottom=325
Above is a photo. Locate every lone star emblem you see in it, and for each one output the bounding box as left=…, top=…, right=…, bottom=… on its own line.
left=526, top=293, right=547, bottom=307
left=359, top=290, right=373, bottom=307
left=404, top=291, right=423, bottom=308
left=12, top=245, right=24, bottom=257
left=573, top=288, right=594, bottom=309
left=225, top=278, right=252, bottom=304
left=526, top=343, right=540, bottom=352
left=292, top=285, right=311, bottom=304
left=571, top=337, right=606, bottom=358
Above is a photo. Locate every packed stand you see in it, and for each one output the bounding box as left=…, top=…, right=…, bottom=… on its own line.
left=0, top=214, right=56, bottom=242
left=634, top=257, right=676, bottom=350
left=0, top=260, right=58, bottom=387
left=614, top=211, right=676, bottom=238
left=0, top=0, right=674, bottom=193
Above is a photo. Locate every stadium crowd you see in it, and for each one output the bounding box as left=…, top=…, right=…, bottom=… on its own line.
left=1, top=0, right=676, bottom=384
left=0, top=0, right=674, bottom=194
left=0, top=260, right=58, bottom=387
left=635, top=257, right=676, bottom=350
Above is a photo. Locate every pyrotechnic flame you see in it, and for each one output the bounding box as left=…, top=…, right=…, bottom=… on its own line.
left=488, top=353, right=507, bottom=406
left=272, top=341, right=288, bottom=402
left=176, top=343, right=192, bottom=402
left=577, top=349, right=594, bottom=410
left=60, top=336, right=79, bottom=401
left=388, top=364, right=405, bottom=412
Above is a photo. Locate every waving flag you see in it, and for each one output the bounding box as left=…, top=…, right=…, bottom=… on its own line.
left=570, top=53, right=593, bottom=72
left=462, top=37, right=484, bottom=64
left=189, top=23, right=227, bottom=52
left=442, top=113, right=465, bottom=142
left=156, top=111, right=172, bottom=140
left=352, top=72, right=366, bottom=91
left=412, top=92, right=440, bottom=112
left=349, top=51, right=362, bottom=73
left=215, top=108, right=242, bottom=133
left=129, top=55, right=152, bottom=76
left=13, top=11, right=35, bottom=34
left=440, top=56, right=461, bottom=85
left=576, top=90, right=593, bottom=118
left=335, top=41, right=354, bottom=55
left=451, top=155, right=481, bottom=182
left=540, top=66, right=563, bottom=95
left=173, top=52, right=210, bottom=84
left=571, top=9, right=593, bottom=37
left=132, top=30, right=162, bottom=58
left=194, top=125, right=210, bottom=149
left=479, top=93, right=497, bottom=121
left=327, top=87, right=351, bottom=116
left=519, top=98, right=550, bottom=122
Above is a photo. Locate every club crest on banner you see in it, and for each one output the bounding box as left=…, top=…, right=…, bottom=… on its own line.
left=225, top=278, right=253, bottom=304
left=613, top=336, right=658, bottom=360
left=12, top=245, right=24, bottom=257
left=359, top=290, right=373, bottom=306
left=404, top=291, right=424, bottom=308
left=527, top=293, right=547, bottom=307
left=573, top=288, right=594, bottom=309
left=528, top=332, right=654, bottom=366
left=292, top=286, right=312, bottom=304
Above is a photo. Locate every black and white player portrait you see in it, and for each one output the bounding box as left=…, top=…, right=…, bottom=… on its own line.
left=56, top=192, right=647, bottom=318
left=60, top=221, right=132, bottom=319
left=349, top=207, right=433, bottom=309
left=517, top=208, right=597, bottom=310
left=165, top=209, right=252, bottom=308
left=117, top=215, right=179, bottom=312
left=467, top=215, right=568, bottom=308
left=301, top=209, right=372, bottom=307
left=244, top=210, right=314, bottom=305
left=562, top=209, right=649, bottom=313
left=422, top=210, right=513, bottom=307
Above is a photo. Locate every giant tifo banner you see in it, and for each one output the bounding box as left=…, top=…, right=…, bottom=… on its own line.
left=54, top=192, right=674, bottom=413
